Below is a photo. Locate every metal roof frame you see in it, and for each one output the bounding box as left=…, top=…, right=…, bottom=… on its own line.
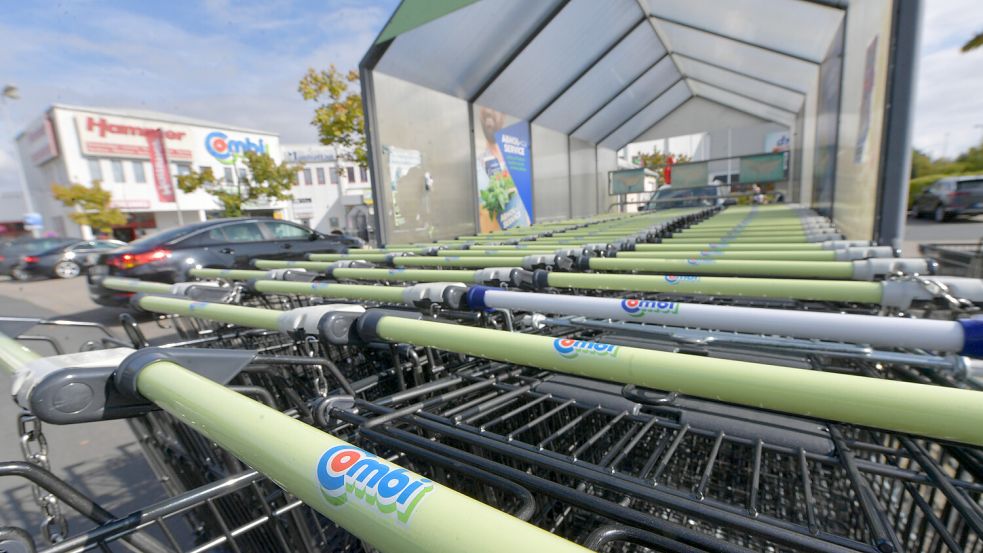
left=362, top=0, right=839, bottom=147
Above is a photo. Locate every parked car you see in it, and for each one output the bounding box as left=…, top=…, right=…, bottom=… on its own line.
left=911, top=175, right=983, bottom=222
left=0, top=238, right=81, bottom=278
left=12, top=239, right=126, bottom=280
left=641, top=185, right=723, bottom=211
left=87, top=217, right=363, bottom=306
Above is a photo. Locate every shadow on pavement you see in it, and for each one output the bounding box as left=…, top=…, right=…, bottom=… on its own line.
left=0, top=441, right=169, bottom=546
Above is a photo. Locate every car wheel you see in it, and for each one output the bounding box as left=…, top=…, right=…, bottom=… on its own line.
left=54, top=260, right=81, bottom=279
left=934, top=205, right=948, bottom=223
left=11, top=267, right=31, bottom=281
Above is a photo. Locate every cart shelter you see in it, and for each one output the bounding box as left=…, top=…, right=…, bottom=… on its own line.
left=360, top=0, right=920, bottom=246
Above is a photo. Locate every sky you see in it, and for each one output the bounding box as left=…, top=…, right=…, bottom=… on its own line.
left=0, top=0, right=981, bottom=192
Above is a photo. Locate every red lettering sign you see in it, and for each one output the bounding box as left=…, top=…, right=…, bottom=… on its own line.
left=146, top=129, right=176, bottom=203
left=86, top=117, right=186, bottom=140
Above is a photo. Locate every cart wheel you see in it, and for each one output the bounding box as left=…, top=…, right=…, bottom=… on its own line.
left=934, top=205, right=948, bottom=223
left=54, top=261, right=81, bottom=279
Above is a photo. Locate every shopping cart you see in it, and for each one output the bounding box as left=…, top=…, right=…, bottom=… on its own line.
left=11, top=299, right=983, bottom=552
left=0, top=335, right=599, bottom=553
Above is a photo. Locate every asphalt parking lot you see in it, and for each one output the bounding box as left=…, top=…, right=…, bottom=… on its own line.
left=902, top=214, right=983, bottom=256
left=0, top=276, right=174, bottom=546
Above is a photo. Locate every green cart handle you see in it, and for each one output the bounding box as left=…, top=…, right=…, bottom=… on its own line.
left=0, top=336, right=589, bottom=553
left=125, top=296, right=983, bottom=446
left=129, top=355, right=590, bottom=553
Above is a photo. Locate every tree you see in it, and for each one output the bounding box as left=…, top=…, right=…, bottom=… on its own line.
left=298, top=65, right=366, bottom=165
left=51, top=180, right=126, bottom=233
left=910, top=148, right=934, bottom=178
left=635, top=149, right=692, bottom=171
left=962, top=31, right=983, bottom=53
left=177, top=151, right=298, bottom=217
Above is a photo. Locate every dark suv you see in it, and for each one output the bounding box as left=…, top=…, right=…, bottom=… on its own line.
left=911, top=176, right=983, bottom=222
left=88, top=217, right=362, bottom=306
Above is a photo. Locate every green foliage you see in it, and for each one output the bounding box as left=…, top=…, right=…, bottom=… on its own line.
left=910, top=149, right=934, bottom=179
left=299, top=65, right=366, bottom=165
left=480, top=173, right=515, bottom=217
left=636, top=149, right=692, bottom=170
left=635, top=149, right=693, bottom=185
left=177, top=152, right=298, bottom=218
left=51, top=181, right=126, bottom=232
left=962, top=31, right=983, bottom=52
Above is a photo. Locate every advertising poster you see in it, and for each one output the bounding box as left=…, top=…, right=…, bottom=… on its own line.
left=384, top=146, right=422, bottom=228
left=475, top=106, right=533, bottom=232
left=764, top=131, right=791, bottom=153
left=146, top=129, right=176, bottom=202
left=854, top=36, right=878, bottom=164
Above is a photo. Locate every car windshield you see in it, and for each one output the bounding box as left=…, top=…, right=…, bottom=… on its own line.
left=35, top=240, right=87, bottom=255
left=645, top=186, right=717, bottom=210
left=126, top=225, right=204, bottom=248
left=957, top=179, right=983, bottom=191
left=10, top=239, right=79, bottom=255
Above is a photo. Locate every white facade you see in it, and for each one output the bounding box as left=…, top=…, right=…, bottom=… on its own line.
left=15, top=105, right=284, bottom=240
left=282, top=144, right=372, bottom=239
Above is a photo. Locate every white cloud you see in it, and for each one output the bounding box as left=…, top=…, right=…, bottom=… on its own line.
left=912, top=0, right=983, bottom=158
left=0, top=1, right=395, bottom=190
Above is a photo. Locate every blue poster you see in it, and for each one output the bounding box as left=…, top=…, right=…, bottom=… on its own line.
left=493, top=121, right=533, bottom=228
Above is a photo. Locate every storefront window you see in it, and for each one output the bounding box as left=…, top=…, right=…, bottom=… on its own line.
left=110, top=159, right=125, bottom=182
left=132, top=161, right=146, bottom=183
left=87, top=158, right=103, bottom=183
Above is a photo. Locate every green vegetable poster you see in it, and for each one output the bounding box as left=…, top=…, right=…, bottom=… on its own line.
left=475, top=107, right=533, bottom=232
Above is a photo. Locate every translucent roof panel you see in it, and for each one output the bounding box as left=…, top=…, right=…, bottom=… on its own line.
left=646, top=0, right=843, bottom=63
left=688, top=80, right=796, bottom=127
left=600, top=80, right=691, bottom=149
left=572, top=56, right=680, bottom=144
left=675, top=56, right=804, bottom=114
left=534, top=23, right=665, bottom=134
left=375, top=0, right=563, bottom=99
left=654, top=18, right=818, bottom=93
left=476, top=0, right=643, bottom=121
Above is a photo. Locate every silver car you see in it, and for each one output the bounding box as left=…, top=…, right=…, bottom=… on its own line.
left=911, top=175, right=983, bottom=222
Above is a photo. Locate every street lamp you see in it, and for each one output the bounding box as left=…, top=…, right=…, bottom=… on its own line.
left=0, top=83, right=40, bottom=237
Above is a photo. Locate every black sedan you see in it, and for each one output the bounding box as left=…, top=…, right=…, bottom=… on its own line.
left=1, top=238, right=81, bottom=278
left=13, top=239, right=126, bottom=280
left=87, top=217, right=361, bottom=306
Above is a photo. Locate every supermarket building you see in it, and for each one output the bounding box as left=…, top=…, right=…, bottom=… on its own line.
left=15, top=105, right=285, bottom=240
left=282, top=143, right=374, bottom=241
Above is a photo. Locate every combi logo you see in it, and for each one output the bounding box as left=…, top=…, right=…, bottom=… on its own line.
left=316, top=445, right=433, bottom=525
left=620, top=298, right=679, bottom=317
left=552, top=338, right=619, bottom=359
left=664, top=274, right=700, bottom=285
left=204, top=131, right=269, bottom=165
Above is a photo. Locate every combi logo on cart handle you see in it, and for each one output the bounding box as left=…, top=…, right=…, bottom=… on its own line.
left=552, top=338, right=619, bottom=359
left=316, top=445, right=433, bottom=524
left=620, top=299, right=679, bottom=317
